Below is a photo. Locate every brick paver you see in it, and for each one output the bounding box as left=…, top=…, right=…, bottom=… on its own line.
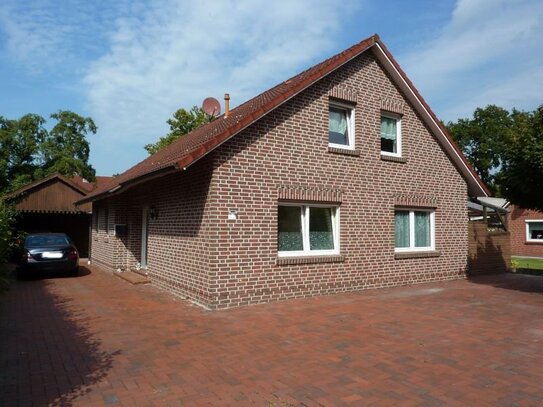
left=1, top=266, right=543, bottom=406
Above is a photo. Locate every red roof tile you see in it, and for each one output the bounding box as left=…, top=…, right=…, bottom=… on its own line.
left=79, top=34, right=488, bottom=203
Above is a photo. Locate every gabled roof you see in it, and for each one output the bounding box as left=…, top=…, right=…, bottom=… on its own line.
left=4, top=173, right=113, bottom=200
left=78, top=34, right=489, bottom=204
left=71, top=175, right=113, bottom=192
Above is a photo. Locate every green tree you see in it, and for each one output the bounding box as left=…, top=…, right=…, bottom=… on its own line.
left=0, top=114, right=47, bottom=193
left=448, top=104, right=543, bottom=211
left=498, top=106, right=543, bottom=211
left=0, top=201, right=17, bottom=291
left=0, top=111, right=96, bottom=194
left=446, top=105, right=512, bottom=194
left=145, top=106, right=213, bottom=155
left=39, top=111, right=96, bottom=181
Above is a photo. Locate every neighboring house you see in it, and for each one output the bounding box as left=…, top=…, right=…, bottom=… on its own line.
left=77, top=34, right=489, bottom=309
left=509, top=205, right=543, bottom=258
left=5, top=173, right=112, bottom=257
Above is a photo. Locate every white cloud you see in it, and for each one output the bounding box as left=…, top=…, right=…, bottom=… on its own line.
left=399, top=0, right=543, bottom=120
left=0, top=0, right=136, bottom=74
left=83, top=0, right=358, bottom=173
left=441, top=66, right=543, bottom=120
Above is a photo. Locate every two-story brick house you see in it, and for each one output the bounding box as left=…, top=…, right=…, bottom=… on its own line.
left=78, top=35, right=489, bottom=309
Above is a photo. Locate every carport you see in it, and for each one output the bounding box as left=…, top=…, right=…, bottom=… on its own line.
left=5, top=173, right=111, bottom=258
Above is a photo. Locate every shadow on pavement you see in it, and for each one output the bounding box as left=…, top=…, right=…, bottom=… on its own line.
left=0, top=266, right=118, bottom=406
left=467, top=272, right=543, bottom=294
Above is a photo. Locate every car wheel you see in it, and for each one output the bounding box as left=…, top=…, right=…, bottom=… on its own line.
left=70, top=267, right=79, bottom=276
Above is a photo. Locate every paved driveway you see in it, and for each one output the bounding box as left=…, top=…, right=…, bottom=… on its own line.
left=1, top=266, right=543, bottom=406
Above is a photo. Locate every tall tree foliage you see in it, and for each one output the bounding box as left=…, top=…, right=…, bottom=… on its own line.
left=0, top=111, right=96, bottom=194
left=498, top=106, right=543, bottom=211
left=0, top=114, right=47, bottom=193
left=446, top=105, right=512, bottom=194
left=144, top=106, right=213, bottom=155
left=447, top=104, right=543, bottom=211
left=40, top=111, right=96, bottom=181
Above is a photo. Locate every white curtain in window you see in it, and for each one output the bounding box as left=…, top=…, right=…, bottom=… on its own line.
left=395, top=211, right=410, bottom=248
left=278, top=206, right=303, bottom=251
left=309, top=207, right=334, bottom=250
left=329, top=109, right=347, bottom=135
left=381, top=117, right=397, bottom=140
left=414, top=212, right=430, bottom=247
left=328, top=108, right=349, bottom=145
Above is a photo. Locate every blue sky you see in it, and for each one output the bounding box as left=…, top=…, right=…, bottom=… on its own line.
left=1, top=0, right=542, bottom=176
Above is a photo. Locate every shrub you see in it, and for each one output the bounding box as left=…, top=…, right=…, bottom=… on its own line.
left=0, top=201, right=17, bottom=291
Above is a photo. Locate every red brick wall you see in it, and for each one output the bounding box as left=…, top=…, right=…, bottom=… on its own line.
left=509, top=205, right=543, bottom=258
left=91, top=157, right=216, bottom=306
left=468, top=222, right=510, bottom=274
left=207, top=50, right=469, bottom=308
left=91, top=49, right=472, bottom=309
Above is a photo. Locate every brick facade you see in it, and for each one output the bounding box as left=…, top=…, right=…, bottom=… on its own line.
left=468, top=222, right=510, bottom=275
left=509, top=205, right=543, bottom=258
left=90, top=49, right=472, bottom=309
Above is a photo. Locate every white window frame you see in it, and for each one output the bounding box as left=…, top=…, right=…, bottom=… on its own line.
left=380, top=112, right=402, bottom=158
left=278, top=203, right=340, bottom=257
left=394, top=208, right=435, bottom=252
left=525, top=220, right=543, bottom=243
left=328, top=100, right=355, bottom=150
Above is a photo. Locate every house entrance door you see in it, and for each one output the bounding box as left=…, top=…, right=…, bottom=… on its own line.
left=141, top=206, right=149, bottom=268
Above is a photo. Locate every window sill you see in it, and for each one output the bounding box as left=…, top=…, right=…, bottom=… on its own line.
left=395, top=250, right=441, bottom=260
left=276, top=255, right=345, bottom=266
left=381, top=154, right=406, bottom=163
left=526, top=241, right=543, bottom=245
left=328, top=147, right=360, bottom=156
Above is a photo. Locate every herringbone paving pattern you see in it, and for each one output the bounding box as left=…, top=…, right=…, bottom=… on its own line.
left=1, top=266, right=542, bottom=406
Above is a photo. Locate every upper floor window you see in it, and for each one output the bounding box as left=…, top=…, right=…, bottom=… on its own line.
left=526, top=220, right=543, bottom=242
left=395, top=209, right=435, bottom=252
left=381, top=113, right=401, bottom=157
left=329, top=101, right=354, bottom=149
left=278, top=204, right=340, bottom=257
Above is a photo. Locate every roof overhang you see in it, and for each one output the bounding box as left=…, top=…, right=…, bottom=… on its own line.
left=76, top=164, right=179, bottom=205
left=79, top=35, right=489, bottom=203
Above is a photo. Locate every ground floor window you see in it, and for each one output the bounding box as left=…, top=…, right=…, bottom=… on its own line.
left=526, top=220, right=543, bottom=242
left=395, top=209, right=435, bottom=252
left=278, top=204, right=339, bottom=256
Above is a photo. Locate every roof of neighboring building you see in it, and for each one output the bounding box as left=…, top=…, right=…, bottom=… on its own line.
left=77, top=34, right=489, bottom=204
left=4, top=173, right=113, bottom=214
left=478, top=197, right=509, bottom=209
left=4, top=173, right=113, bottom=200
left=71, top=175, right=114, bottom=192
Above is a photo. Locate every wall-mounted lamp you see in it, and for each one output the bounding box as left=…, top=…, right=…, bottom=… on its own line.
left=228, top=208, right=238, bottom=220
left=149, top=206, right=159, bottom=220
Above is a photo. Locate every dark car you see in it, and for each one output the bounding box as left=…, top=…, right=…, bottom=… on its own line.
left=17, top=233, right=79, bottom=278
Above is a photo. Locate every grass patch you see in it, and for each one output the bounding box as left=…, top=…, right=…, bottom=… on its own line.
left=511, top=257, right=543, bottom=276
left=511, top=257, right=543, bottom=271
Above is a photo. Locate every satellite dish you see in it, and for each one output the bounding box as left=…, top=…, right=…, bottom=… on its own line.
left=202, top=97, right=221, bottom=117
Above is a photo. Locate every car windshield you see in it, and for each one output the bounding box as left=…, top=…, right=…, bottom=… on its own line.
left=26, top=235, right=70, bottom=247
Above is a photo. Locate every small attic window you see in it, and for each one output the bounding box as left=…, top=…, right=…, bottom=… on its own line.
left=381, top=112, right=402, bottom=157
left=329, top=101, right=354, bottom=149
